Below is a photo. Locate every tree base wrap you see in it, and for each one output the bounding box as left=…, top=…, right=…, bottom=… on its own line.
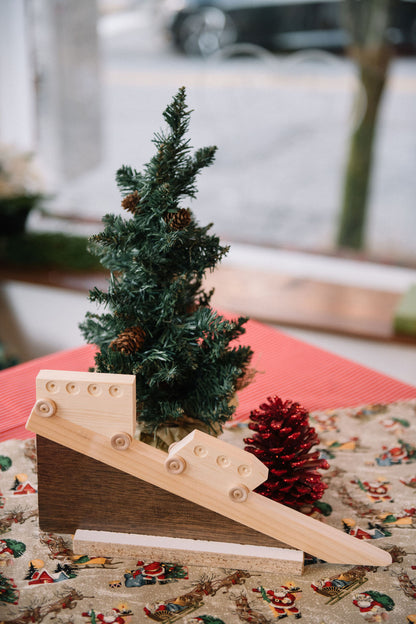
left=137, top=415, right=228, bottom=451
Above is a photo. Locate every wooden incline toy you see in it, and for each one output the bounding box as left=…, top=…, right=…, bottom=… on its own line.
left=26, top=370, right=392, bottom=574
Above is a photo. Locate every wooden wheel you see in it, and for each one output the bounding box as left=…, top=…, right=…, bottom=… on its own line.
left=165, top=455, right=186, bottom=475
left=228, top=484, right=249, bottom=503
left=34, top=398, right=57, bottom=418
left=110, top=432, right=132, bottom=451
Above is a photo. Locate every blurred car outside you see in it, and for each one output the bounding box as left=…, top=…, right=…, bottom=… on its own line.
left=160, top=0, right=416, bottom=56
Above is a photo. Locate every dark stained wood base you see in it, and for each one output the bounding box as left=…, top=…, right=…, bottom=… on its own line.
left=36, top=435, right=286, bottom=548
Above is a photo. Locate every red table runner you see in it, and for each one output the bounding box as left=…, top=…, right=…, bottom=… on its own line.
left=1, top=318, right=415, bottom=441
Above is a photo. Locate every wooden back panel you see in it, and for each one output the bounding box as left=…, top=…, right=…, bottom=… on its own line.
left=36, top=435, right=287, bottom=548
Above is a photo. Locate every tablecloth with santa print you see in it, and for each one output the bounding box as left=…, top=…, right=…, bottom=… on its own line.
left=1, top=400, right=416, bottom=624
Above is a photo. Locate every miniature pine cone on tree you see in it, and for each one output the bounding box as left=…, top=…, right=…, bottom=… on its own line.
left=244, top=396, right=329, bottom=512
left=165, top=208, right=191, bottom=230
left=110, top=326, right=146, bottom=354
left=121, top=190, right=141, bottom=215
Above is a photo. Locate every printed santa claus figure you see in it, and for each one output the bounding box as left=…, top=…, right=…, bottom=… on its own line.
left=125, top=561, right=167, bottom=588
left=135, top=561, right=167, bottom=582
left=379, top=417, right=406, bottom=435
left=362, top=481, right=392, bottom=504
left=0, top=541, right=16, bottom=567
left=352, top=591, right=394, bottom=621
left=377, top=444, right=409, bottom=466
left=0, top=539, right=25, bottom=567
left=253, top=584, right=302, bottom=619
left=82, top=607, right=131, bottom=623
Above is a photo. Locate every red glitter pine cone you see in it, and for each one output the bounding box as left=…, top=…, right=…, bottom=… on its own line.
left=244, top=396, right=329, bottom=511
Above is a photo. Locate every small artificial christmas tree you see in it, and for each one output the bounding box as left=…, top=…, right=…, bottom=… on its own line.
left=244, top=396, right=329, bottom=511
left=80, top=87, right=253, bottom=449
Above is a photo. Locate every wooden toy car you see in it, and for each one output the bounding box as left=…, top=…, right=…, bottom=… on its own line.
left=165, top=429, right=268, bottom=502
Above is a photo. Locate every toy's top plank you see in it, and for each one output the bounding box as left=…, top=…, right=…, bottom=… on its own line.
left=36, top=370, right=135, bottom=384
left=35, top=370, right=136, bottom=437
left=26, top=409, right=392, bottom=567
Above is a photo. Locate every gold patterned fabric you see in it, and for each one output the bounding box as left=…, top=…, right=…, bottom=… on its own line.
left=1, top=400, right=416, bottom=623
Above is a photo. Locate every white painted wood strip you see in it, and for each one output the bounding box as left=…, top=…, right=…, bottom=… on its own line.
left=73, top=529, right=304, bottom=575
